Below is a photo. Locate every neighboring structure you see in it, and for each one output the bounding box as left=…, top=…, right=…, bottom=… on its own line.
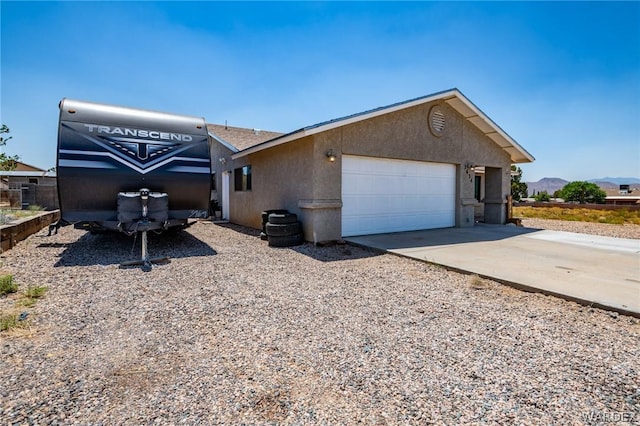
left=0, top=162, right=58, bottom=209
left=13, top=161, right=47, bottom=172
left=618, top=184, right=634, bottom=195
left=606, top=184, right=639, bottom=205
left=605, top=196, right=640, bottom=206
left=208, top=88, right=534, bottom=243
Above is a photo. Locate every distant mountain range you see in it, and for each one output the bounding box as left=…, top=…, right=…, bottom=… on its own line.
left=588, top=177, right=640, bottom=185
left=525, top=177, right=640, bottom=196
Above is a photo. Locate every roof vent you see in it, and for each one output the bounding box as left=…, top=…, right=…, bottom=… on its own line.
left=429, top=105, right=445, bottom=137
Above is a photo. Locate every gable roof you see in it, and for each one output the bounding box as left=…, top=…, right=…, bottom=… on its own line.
left=207, top=123, right=283, bottom=152
left=14, top=161, right=46, bottom=172
left=231, top=88, right=535, bottom=163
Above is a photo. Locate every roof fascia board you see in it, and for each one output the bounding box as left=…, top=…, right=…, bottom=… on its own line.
left=232, top=88, right=535, bottom=163
left=446, top=94, right=535, bottom=163
left=232, top=90, right=460, bottom=159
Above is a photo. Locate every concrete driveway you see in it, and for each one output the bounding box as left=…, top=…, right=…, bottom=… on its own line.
left=346, top=224, right=640, bottom=316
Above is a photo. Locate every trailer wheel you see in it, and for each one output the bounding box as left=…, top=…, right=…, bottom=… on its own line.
left=266, top=221, right=302, bottom=237
left=268, top=212, right=298, bottom=224
left=268, top=233, right=303, bottom=247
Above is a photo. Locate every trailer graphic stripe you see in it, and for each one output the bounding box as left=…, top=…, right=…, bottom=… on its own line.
left=58, top=159, right=118, bottom=169
left=165, top=166, right=211, bottom=174
left=58, top=149, right=210, bottom=175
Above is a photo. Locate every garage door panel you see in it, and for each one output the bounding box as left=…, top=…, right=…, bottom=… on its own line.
left=342, top=155, right=456, bottom=236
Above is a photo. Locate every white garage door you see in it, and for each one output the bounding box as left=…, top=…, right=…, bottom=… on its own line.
left=342, top=155, right=456, bottom=237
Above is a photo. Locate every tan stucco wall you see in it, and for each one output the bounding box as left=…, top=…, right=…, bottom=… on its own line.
left=222, top=137, right=316, bottom=230
left=221, top=99, right=514, bottom=242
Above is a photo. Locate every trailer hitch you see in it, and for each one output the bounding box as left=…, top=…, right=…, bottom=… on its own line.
left=119, top=188, right=169, bottom=271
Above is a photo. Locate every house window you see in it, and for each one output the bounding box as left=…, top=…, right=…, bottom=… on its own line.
left=29, top=178, right=38, bottom=184
left=234, top=166, right=252, bottom=191
left=474, top=176, right=482, bottom=201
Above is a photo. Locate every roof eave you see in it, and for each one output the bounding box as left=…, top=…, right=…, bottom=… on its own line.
left=208, top=131, right=239, bottom=153
left=444, top=92, right=535, bottom=163
left=230, top=129, right=304, bottom=160
left=231, top=90, right=461, bottom=160
left=232, top=88, right=535, bottom=164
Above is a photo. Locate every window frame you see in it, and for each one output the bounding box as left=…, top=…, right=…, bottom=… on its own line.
left=234, top=165, right=252, bottom=191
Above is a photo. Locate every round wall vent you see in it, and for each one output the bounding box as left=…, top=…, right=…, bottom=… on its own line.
left=429, top=105, right=446, bottom=137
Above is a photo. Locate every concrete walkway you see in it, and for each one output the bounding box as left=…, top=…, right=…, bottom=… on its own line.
left=346, top=224, right=640, bottom=316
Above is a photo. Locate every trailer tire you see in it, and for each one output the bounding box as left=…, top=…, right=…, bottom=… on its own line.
left=266, top=221, right=302, bottom=237
left=261, top=209, right=289, bottom=223
left=261, top=209, right=289, bottom=232
left=268, top=212, right=298, bottom=224
left=268, top=233, right=303, bottom=247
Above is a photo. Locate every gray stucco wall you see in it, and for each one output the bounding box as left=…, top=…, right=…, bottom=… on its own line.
left=223, top=99, right=513, bottom=242
left=222, top=137, right=316, bottom=230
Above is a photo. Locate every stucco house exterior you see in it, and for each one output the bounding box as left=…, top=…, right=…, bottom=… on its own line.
left=208, top=88, right=534, bottom=243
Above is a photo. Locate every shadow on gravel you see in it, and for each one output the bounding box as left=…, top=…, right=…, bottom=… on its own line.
left=50, top=229, right=217, bottom=267
left=212, top=221, right=261, bottom=237
left=213, top=221, right=382, bottom=262
left=290, top=242, right=384, bottom=262
left=345, top=223, right=544, bottom=251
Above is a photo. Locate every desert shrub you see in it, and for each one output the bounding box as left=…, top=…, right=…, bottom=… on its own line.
left=0, top=312, right=19, bottom=331
left=0, top=274, right=18, bottom=295
left=19, top=286, right=48, bottom=307
left=534, top=191, right=551, bottom=202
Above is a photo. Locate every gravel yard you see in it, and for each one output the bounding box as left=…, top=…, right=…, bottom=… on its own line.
left=520, top=218, right=640, bottom=240
left=1, top=220, right=639, bottom=424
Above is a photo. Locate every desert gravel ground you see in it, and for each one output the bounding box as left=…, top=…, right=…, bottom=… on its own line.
left=0, top=220, right=638, bottom=425
left=520, top=218, right=640, bottom=240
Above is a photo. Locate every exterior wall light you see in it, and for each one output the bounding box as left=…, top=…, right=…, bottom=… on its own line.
left=464, top=162, right=475, bottom=173
left=464, top=162, right=476, bottom=182
left=326, top=149, right=336, bottom=162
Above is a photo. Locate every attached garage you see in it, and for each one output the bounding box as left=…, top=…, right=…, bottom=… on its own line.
left=342, top=155, right=456, bottom=237
left=224, top=89, right=535, bottom=244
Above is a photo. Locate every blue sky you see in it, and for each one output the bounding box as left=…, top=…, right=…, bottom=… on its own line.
left=1, top=1, right=639, bottom=182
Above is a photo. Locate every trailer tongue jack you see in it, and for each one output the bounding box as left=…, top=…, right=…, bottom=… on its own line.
left=118, top=188, right=170, bottom=271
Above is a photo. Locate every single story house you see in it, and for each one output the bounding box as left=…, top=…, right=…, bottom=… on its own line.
left=208, top=88, right=534, bottom=243
left=0, top=162, right=58, bottom=209
left=604, top=196, right=640, bottom=206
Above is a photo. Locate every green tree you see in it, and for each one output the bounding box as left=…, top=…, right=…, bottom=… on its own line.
left=534, top=190, right=551, bottom=202
left=0, top=125, right=20, bottom=171
left=560, top=181, right=606, bottom=204
left=510, top=165, right=528, bottom=201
